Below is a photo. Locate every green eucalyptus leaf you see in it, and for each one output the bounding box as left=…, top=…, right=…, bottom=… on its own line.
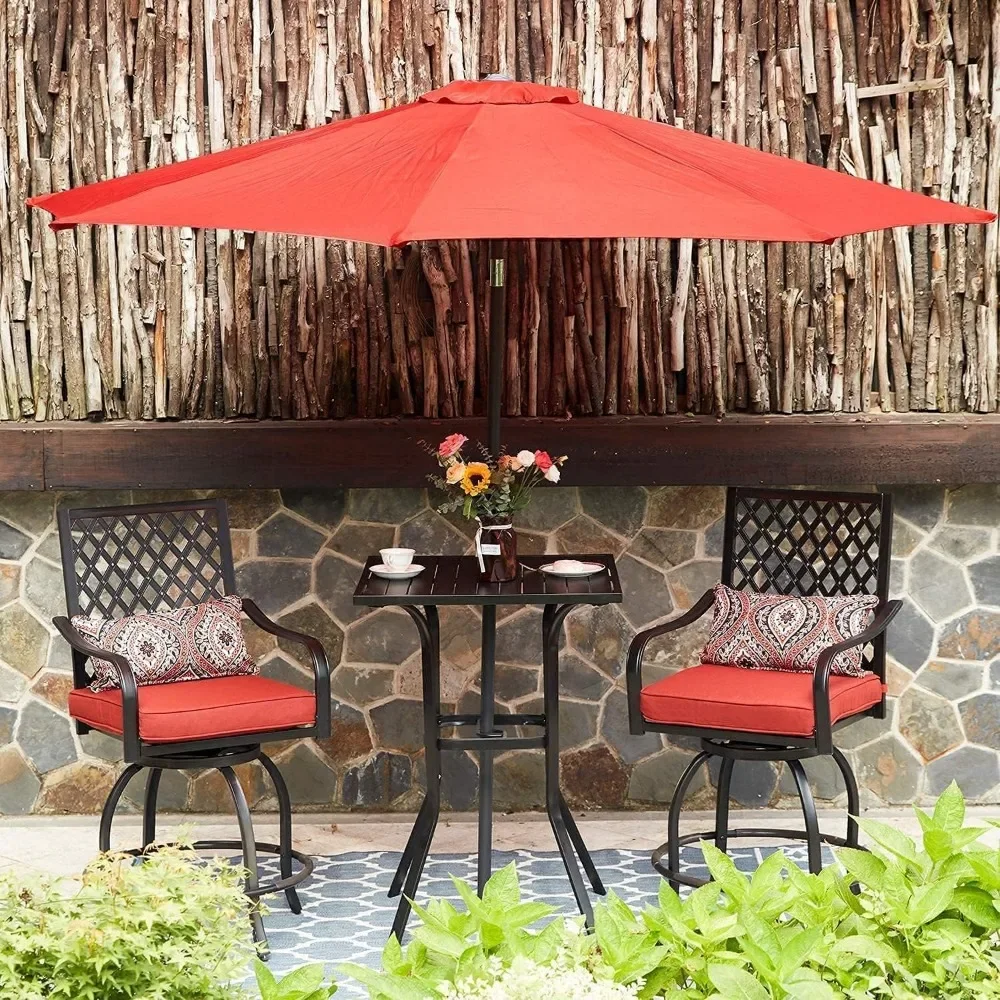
left=701, top=842, right=749, bottom=902
left=271, top=963, right=327, bottom=997
left=412, top=922, right=470, bottom=960
left=339, top=963, right=434, bottom=1000
left=254, top=957, right=279, bottom=996
left=481, top=862, right=520, bottom=911
left=501, top=900, right=555, bottom=929
left=381, top=933, right=408, bottom=975
left=738, top=907, right=780, bottom=964
left=689, top=881, right=724, bottom=932
left=837, top=847, right=887, bottom=889
left=949, top=825, right=991, bottom=851
left=923, top=828, right=955, bottom=862
left=785, top=980, right=837, bottom=1000
left=951, top=887, right=1000, bottom=929
left=658, top=878, right=683, bottom=917
left=857, top=818, right=920, bottom=867
left=932, top=781, right=966, bottom=831
left=707, top=963, right=772, bottom=1000
left=747, top=851, right=786, bottom=909
left=829, top=934, right=897, bottom=970
left=914, top=807, right=937, bottom=835
left=966, top=853, right=1000, bottom=889
left=739, top=937, right=778, bottom=981
left=906, top=880, right=954, bottom=926
left=778, top=926, right=824, bottom=979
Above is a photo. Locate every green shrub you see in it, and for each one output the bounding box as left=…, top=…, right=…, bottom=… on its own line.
left=0, top=845, right=254, bottom=999
left=343, top=782, right=1000, bottom=999
left=0, top=844, right=335, bottom=1000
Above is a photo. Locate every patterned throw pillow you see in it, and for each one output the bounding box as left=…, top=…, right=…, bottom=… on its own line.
left=700, top=584, right=879, bottom=677
left=72, top=595, right=257, bottom=692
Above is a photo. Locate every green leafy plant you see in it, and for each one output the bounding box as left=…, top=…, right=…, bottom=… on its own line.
left=0, top=844, right=337, bottom=1000
left=254, top=959, right=337, bottom=1000
left=0, top=845, right=255, bottom=1000
left=343, top=783, right=1000, bottom=999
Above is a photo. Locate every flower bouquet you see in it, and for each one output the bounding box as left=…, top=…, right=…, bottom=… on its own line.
left=429, top=433, right=567, bottom=582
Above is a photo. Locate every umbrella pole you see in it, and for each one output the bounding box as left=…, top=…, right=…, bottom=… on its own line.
left=486, top=242, right=505, bottom=455
left=477, top=240, right=506, bottom=895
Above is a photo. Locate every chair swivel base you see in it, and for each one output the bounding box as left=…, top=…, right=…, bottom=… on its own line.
left=652, top=827, right=858, bottom=890
left=99, top=745, right=308, bottom=960
left=651, top=741, right=865, bottom=893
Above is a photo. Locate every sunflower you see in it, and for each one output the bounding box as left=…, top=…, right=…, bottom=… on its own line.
left=461, top=462, right=491, bottom=496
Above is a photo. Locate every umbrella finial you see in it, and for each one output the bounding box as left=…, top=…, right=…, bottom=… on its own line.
left=483, top=73, right=515, bottom=81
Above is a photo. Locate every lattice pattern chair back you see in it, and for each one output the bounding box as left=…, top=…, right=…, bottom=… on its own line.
left=58, top=499, right=236, bottom=619
left=721, top=488, right=892, bottom=599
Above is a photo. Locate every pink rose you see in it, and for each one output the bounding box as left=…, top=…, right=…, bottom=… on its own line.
left=534, top=450, right=553, bottom=472
left=437, top=433, right=468, bottom=460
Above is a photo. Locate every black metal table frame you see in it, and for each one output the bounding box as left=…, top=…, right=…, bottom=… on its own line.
left=381, top=600, right=606, bottom=938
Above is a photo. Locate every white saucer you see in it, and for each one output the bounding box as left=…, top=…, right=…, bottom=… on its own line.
left=369, top=563, right=425, bottom=580
left=538, top=560, right=604, bottom=577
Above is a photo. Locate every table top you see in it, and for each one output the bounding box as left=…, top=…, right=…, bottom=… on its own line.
left=354, top=554, right=622, bottom=607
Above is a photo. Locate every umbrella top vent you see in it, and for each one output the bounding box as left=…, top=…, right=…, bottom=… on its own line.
left=419, top=79, right=580, bottom=105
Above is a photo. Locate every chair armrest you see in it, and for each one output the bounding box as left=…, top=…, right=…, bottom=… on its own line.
left=52, top=616, right=141, bottom=761
left=625, top=589, right=715, bottom=735
left=812, top=599, right=902, bottom=752
left=241, top=599, right=332, bottom=737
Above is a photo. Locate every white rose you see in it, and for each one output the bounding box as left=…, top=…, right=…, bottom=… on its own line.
left=516, top=449, right=535, bottom=467
left=543, top=465, right=560, bottom=482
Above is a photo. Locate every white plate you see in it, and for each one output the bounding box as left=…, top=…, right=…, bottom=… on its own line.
left=538, top=561, right=604, bottom=577
left=369, top=563, right=425, bottom=580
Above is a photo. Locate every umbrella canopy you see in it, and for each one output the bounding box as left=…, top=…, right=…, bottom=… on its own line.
left=30, top=79, right=992, bottom=243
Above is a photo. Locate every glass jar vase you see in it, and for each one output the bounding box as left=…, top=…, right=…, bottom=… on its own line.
left=476, top=517, right=518, bottom=583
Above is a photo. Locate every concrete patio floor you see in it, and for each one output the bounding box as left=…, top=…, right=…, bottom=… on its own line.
left=2, top=807, right=997, bottom=879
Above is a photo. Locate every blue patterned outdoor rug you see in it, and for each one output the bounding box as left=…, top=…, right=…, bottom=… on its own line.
left=253, top=844, right=834, bottom=997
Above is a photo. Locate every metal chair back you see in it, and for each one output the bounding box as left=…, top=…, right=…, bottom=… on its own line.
left=57, top=499, right=236, bottom=619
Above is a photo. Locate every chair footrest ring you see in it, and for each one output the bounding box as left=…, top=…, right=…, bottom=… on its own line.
left=651, top=827, right=861, bottom=888
left=113, top=839, right=315, bottom=896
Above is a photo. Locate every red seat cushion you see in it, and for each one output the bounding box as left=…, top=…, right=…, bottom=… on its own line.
left=68, top=675, right=316, bottom=744
left=639, top=664, right=884, bottom=738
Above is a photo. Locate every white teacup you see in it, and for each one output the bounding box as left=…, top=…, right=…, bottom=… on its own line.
left=380, top=547, right=415, bottom=571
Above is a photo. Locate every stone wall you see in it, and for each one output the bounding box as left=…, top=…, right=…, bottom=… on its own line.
left=0, top=485, right=997, bottom=817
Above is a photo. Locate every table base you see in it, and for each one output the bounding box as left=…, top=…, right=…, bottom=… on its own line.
left=389, top=603, right=606, bottom=939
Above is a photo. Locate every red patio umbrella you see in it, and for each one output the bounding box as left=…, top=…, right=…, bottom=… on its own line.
left=30, top=77, right=993, bottom=450
left=32, top=78, right=990, bottom=246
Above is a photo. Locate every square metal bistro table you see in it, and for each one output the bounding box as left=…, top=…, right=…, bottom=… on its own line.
left=354, top=553, right=622, bottom=937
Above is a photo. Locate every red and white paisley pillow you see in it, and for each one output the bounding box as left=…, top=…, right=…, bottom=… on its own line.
left=72, top=595, right=257, bottom=692
left=700, top=584, right=879, bottom=677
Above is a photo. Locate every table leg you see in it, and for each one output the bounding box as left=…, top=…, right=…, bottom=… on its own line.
left=391, top=606, right=441, bottom=940
left=389, top=795, right=433, bottom=898
left=542, top=604, right=597, bottom=926
left=559, top=792, right=606, bottom=894
left=477, top=604, right=502, bottom=895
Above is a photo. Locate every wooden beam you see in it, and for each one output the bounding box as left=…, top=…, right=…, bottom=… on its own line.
left=856, top=79, right=946, bottom=100
left=0, top=428, right=47, bottom=489
left=9, top=414, right=994, bottom=490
